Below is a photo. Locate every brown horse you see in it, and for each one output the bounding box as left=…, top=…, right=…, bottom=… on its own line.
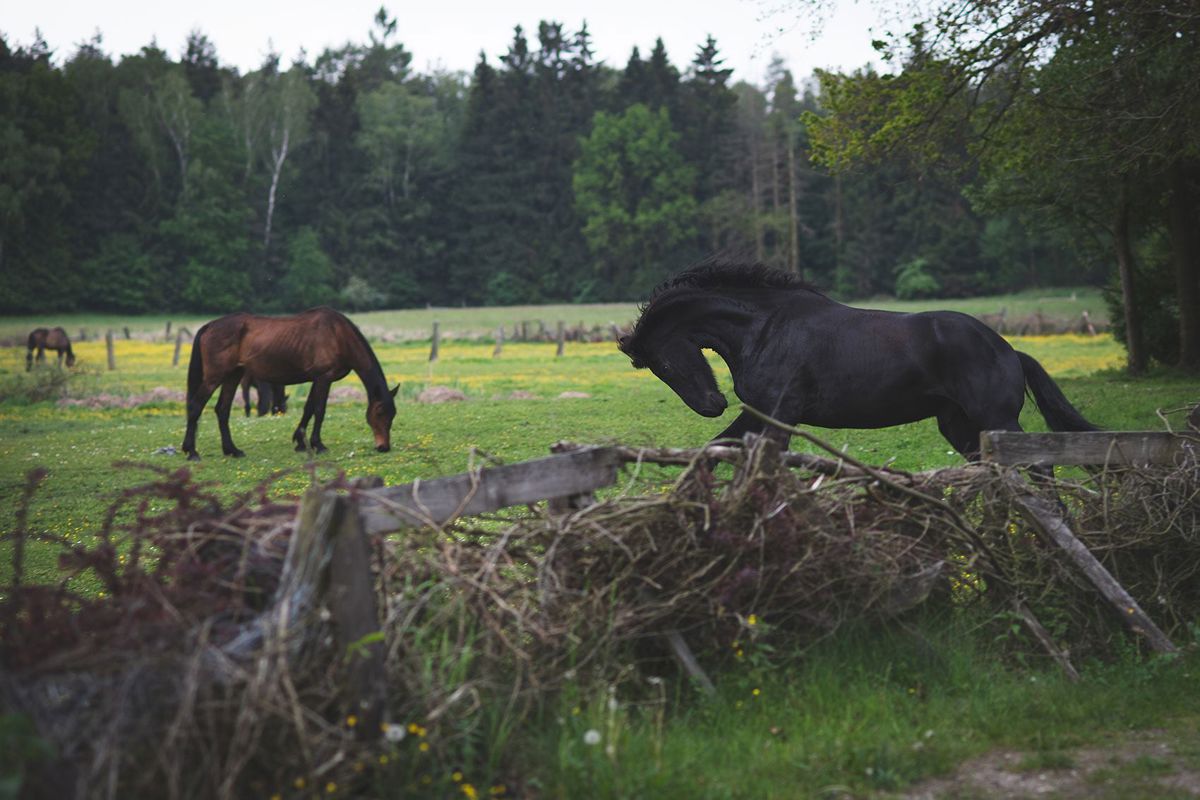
left=182, top=307, right=398, bottom=460
left=26, top=327, right=76, bottom=371
left=239, top=375, right=288, bottom=417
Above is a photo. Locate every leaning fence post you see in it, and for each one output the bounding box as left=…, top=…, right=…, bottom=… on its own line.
left=555, top=321, right=565, bottom=357
left=123, top=326, right=131, bottom=340
left=164, top=321, right=172, bottom=341
left=105, top=330, right=115, bottom=370
left=429, top=321, right=440, bottom=362
left=493, top=326, right=504, bottom=358
left=1008, top=478, right=1177, bottom=654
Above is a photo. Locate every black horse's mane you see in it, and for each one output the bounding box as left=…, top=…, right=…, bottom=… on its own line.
left=621, top=262, right=822, bottom=355
left=647, top=261, right=818, bottom=303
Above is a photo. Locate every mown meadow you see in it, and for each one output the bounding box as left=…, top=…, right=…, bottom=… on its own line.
left=2, top=299, right=1199, bottom=798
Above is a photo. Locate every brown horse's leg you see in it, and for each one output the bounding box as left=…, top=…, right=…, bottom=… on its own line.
left=214, top=376, right=245, bottom=457
left=294, top=384, right=319, bottom=451
left=307, top=378, right=334, bottom=454
left=182, top=381, right=221, bottom=460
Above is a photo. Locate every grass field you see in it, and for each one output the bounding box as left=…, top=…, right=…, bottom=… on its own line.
left=3, top=303, right=1199, bottom=799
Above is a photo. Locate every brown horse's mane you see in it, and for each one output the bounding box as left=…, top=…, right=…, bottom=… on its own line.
left=621, top=261, right=823, bottom=356
left=316, top=306, right=390, bottom=400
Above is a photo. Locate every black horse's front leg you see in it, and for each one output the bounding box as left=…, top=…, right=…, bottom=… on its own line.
left=712, top=410, right=767, bottom=443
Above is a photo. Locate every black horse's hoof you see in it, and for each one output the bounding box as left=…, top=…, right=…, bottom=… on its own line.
left=225, top=448, right=246, bottom=458
left=294, top=443, right=307, bottom=452
left=312, top=444, right=328, bottom=454
left=186, top=452, right=201, bottom=461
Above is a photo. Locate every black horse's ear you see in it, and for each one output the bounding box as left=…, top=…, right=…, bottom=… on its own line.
left=390, top=384, right=400, bottom=398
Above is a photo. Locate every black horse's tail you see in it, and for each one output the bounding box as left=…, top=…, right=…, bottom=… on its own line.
left=1016, top=351, right=1099, bottom=432
left=186, top=324, right=208, bottom=407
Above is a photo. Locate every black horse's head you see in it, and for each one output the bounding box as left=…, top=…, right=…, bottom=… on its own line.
left=619, top=327, right=727, bottom=417
left=367, top=384, right=400, bottom=452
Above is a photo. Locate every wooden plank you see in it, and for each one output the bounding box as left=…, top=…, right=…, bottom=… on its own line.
left=359, top=447, right=623, bottom=534
left=1009, top=484, right=1177, bottom=654
left=981, top=431, right=1199, bottom=466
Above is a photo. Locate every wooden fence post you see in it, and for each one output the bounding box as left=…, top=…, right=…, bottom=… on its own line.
left=493, top=326, right=504, bottom=358
left=284, top=489, right=388, bottom=737
left=555, top=321, right=565, bottom=357
left=123, top=327, right=131, bottom=340
left=78, top=328, right=87, bottom=342
left=105, top=330, right=115, bottom=370
left=520, top=321, right=528, bottom=341
left=172, top=328, right=190, bottom=367
left=164, top=321, right=172, bottom=341
left=429, top=321, right=440, bottom=362
left=326, top=494, right=388, bottom=735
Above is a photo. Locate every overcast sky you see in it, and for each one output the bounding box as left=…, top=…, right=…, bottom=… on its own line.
left=3, top=1, right=909, bottom=85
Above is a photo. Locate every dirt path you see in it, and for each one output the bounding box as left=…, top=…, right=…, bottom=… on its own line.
left=899, top=726, right=1200, bottom=799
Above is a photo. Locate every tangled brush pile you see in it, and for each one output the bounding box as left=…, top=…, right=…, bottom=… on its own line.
left=2, top=433, right=1197, bottom=799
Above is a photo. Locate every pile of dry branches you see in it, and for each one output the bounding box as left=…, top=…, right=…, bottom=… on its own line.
left=2, top=436, right=1197, bottom=798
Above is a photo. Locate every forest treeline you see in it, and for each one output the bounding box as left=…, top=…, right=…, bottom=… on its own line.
left=0, top=5, right=1195, bottom=370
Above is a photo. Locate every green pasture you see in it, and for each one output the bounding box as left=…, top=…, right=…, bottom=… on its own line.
left=3, top=313, right=1199, bottom=799
left=0, top=286, right=1106, bottom=343
left=0, top=331, right=1195, bottom=587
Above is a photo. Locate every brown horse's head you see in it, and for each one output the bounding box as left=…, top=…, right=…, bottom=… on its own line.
left=65, top=351, right=76, bottom=367
left=367, top=384, right=400, bottom=452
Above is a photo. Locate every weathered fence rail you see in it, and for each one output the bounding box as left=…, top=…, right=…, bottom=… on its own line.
left=981, top=430, right=1200, bottom=466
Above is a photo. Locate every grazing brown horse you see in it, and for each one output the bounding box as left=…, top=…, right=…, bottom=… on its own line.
left=182, top=307, right=398, bottom=460
left=26, top=327, right=76, bottom=371
left=239, top=375, right=288, bottom=417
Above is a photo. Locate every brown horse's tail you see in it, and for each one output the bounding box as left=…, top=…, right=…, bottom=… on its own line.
left=186, top=324, right=208, bottom=407
left=1016, top=351, right=1099, bottom=432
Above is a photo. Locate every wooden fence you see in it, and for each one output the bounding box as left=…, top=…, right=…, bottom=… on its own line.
left=284, top=426, right=1197, bottom=718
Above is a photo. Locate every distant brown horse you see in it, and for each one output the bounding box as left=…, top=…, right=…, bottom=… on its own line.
left=182, top=307, right=398, bottom=460
left=239, top=375, right=288, bottom=417
left=26, top=327, right=76, bottom=371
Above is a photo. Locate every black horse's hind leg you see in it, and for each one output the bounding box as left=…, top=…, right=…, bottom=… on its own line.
left=182, top=383, right=220, bottom=460
left=214, top=376, right=246, bottom=457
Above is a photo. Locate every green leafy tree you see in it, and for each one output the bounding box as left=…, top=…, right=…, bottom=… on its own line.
left=280, top=227, right=337, bottom=310
left=806, top=2, right=1200, bottom=372
left=573, top=103, right=697, bottom=298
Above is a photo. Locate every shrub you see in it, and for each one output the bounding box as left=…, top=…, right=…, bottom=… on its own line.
left=894, top=257, right=942, bottom=299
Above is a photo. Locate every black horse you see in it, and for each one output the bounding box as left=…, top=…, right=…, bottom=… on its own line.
left=182, top=307, right=398, bottom=460
left=618, top=263, right=1097, bottom=458
left=239, top=375, right=288, bottom=417
left=26, top=327, right=76, bottom=371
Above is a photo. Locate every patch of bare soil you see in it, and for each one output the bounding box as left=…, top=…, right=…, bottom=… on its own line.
left=57, top=386, right=186, bottom=408
left=899, top=728, right=1200, bottom=799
